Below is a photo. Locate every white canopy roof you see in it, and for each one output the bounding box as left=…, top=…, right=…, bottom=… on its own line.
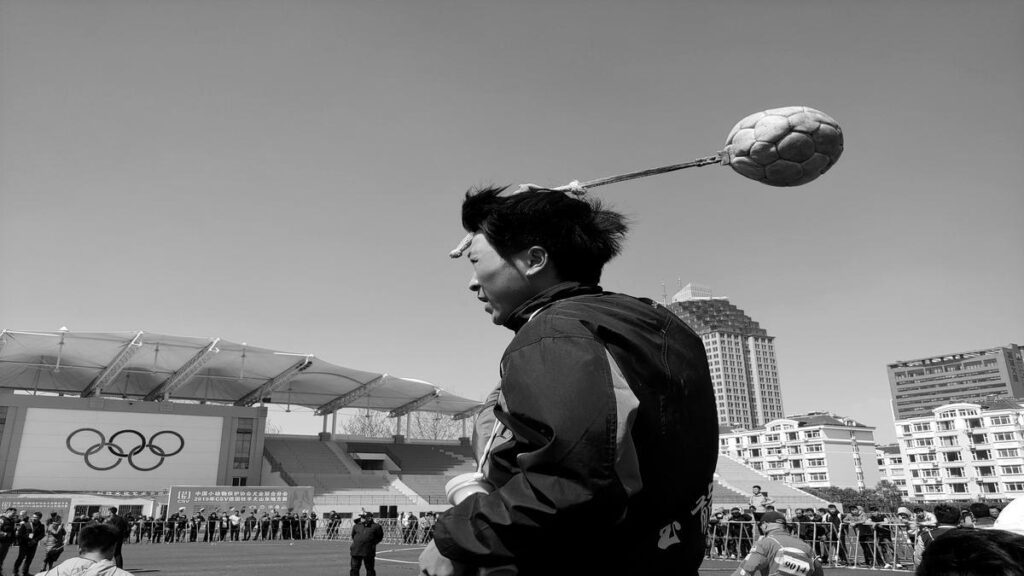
left=0, top=330, right=483, bottom=419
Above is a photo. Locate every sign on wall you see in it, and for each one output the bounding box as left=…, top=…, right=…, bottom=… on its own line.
left=0, top=496, right=73, bottom=523
left=12, top=408, right=223, bottom=491
left=168, top=485, right=314, bottom=516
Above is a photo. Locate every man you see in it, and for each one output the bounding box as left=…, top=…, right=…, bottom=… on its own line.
left=729, top=511, right=823, bottom=576
left=727, top=507, right=756, bottom=559
left=350, top=513, right=384, bottom=576
left=421, top=185, right=719, bottom=576
left=13, top=512, right=44, bottom=576
left=0, top=507, right=18, bottom=576
left=914, top=503, right=962, bottom=566
left=748, top=486, right=775, bottom=521
left=914, top=507, right=938, bottom=530
left=822, top=504, right=848, bottom=566
left=38, top=523, right=134, bottom=576
left=243, top=511, right=257, bottom=541
left=104, top=508, right=128, bottom=569
left=228, top=509, right=241, bottom=541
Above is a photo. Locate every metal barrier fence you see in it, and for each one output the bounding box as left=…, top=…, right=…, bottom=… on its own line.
left=64, top=518, right=433, bottom=547
left=704, top=520, right=917, bottom=570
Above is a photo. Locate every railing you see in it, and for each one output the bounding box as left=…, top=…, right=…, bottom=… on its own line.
left=704, top=520, right=921, bottom=570
left=62, top=518, right=433, bottom=547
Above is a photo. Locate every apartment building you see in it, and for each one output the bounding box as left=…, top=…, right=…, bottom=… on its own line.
left=896, top=398, right=1024, bottom=502
left=719, top=412, right=880, bottom=490
left=876, top=443, right=910, bottom=498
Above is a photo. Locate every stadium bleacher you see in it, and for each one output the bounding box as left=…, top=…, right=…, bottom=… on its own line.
left=265, top=435, right=827, bottom=513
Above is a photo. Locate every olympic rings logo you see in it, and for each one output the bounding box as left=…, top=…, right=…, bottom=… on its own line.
left=66, top=428, right=185, bottom=472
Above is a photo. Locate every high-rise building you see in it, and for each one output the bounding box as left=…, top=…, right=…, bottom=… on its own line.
left=668, top=283, right=784, bottom=428
left=895, top=397, right=1024, bottom=502
left=887, top=344, right=1024, bottom=420
left=719, top=412, right=881, bottom=490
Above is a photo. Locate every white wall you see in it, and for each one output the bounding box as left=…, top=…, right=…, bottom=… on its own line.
left=13, top=408, right=223, bottom=491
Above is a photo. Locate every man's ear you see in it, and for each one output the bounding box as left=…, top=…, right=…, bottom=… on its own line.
left=523, top=246, right=550, bottom=277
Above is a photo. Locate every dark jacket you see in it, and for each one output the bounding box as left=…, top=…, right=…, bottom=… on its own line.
left=350, top=520, right=384, bottom=556
left=106, top=513, right=129, bottom=540
left=0, top=515, right=15, bottom=543
left=434, top=282, right=719, bottom=575
left=17, top=519, right=45, bottom=546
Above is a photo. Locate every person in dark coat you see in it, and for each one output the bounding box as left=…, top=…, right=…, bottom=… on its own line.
left=350, top=513, right=384, bottom=576
left=0, top=507, right=18, bottom=572
left=13, top=512, right=44, bottom=576
left=105, top=507, right=129, bottom=569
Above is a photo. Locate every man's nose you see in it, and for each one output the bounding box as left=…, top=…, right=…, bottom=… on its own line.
left=468, top=274, right=480, bottom=292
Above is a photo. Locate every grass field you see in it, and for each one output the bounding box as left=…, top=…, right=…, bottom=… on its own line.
left=10, top=541, right=912, bottom=576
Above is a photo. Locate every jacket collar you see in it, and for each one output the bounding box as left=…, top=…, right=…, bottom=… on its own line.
left=502, top=281, right=602, bottom=332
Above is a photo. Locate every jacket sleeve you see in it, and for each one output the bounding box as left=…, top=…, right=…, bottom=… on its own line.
left=434, top=333, right=637, bottom=566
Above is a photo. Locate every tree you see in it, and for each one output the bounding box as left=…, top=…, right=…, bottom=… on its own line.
left=340, top=409, right=394, bottom=438
left=408, top=411, right=462, bottom=441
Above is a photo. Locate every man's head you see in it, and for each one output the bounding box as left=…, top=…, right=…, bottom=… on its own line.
left=460, top=187, right=628, bottom=325
left=969, top=502, right=993, bottom=520
left=730, top=507, right=741, bottom=516
left=991, top=506, right=1002, bottom=519
left=759, top=511, right=787, bottom=533
left=848, top=505, right=860, bottom=515
left=752, top=485, right=762, bottom=494
left=108, top=507, right=118, bottom=516
left=914, top=507, right=926, bottom=517
left=897, top=506, right=912, bottom=520
left=934, top=503, right=962, bottom=526
left=3, top=507, right=15, bottom=518
left=828, top=504, right=839, bottom=513
left=31, top=512, right=42, bottom=522
left=77, top=524, right=122, bottom=557
left=917, top=526, right=1024, bottom=576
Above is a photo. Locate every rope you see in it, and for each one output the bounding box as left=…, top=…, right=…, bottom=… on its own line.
left=448, top=151, right=725, bottom=258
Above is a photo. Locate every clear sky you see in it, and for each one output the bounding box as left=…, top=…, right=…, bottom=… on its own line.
left=2, top=0, right=1022, bottom=444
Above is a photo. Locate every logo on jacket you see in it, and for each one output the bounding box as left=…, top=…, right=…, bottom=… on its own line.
left=66, top=428, right=184, bottom=471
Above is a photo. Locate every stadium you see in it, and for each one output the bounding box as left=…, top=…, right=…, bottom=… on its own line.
left=0, top=328, right=837, bottom=574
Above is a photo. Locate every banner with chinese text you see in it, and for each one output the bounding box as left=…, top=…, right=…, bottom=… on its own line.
left=167, top=486, right=314, bottom=516
left=0, top=496, right=73, bottom=523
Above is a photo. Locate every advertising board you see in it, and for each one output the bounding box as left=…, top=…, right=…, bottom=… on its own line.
left=12, top=408, right=223, bottom=491
left=168, top=485, right=315, bottom=516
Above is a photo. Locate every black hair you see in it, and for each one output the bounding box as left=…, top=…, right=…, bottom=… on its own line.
left=933, top=503, right=962, bottom=525
left=969, top=502, right=993, bottom=519
left=917, top=528, right=1024, bottom=576
left=461, top=186, right=629, bottom=285
left=752, top=485, right=761, bottom=490
left=77, top=523, right=121, bottom=553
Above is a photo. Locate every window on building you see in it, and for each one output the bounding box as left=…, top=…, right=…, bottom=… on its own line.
left=972, top=434, right=988, bottom=444
left=791, top=474, right=805, bottom=483
left=939, top=436, right=958, bottom=447
left=949, top=483, right=968, bottom=493
left=920, top=469, right=939, bottom=478
left=232, top=418, right=254, bottom=471
left=978, top=466, right=996, bottom=477
left=944, top=451, right=962, bottom=462
left=913, top=423, right=932, bottom=432
left=805, top=431, right=820, bottom=439
left=807, top=458, right=825, bottom=467
left=947, top=467, right=965, bottom=477
left=917, top=438, right=934, bottom=447
left=981, top=483, right=999, bottom=494
left=994, top=432, right=1016, bottom=442
left=231, top=477, right=248, bottom=486
left=990, top=416, right=1013, bottom=426
left=976, top=449, right=992, bottom=460
left=1001, top=465, right=1023, bottom=475
left=967, top=418, right=983, bottom=429
left=809, top=473, right=828, bottom=482
left=806, top=444, right=824, bottom=453
left=997, top=448, right=1020, bottom=458
left=1006, top=482, right=1024, bottom=492
left=789, top=446, right=801, bottom=454
left=791, top=460, right=802, bottom=468
left=918, top=453, right=936, bottom=462
left=937, top=420, right=955, bottom=431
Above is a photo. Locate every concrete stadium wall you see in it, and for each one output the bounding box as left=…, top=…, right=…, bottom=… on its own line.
left=0, top=393, right=266, bottom=490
